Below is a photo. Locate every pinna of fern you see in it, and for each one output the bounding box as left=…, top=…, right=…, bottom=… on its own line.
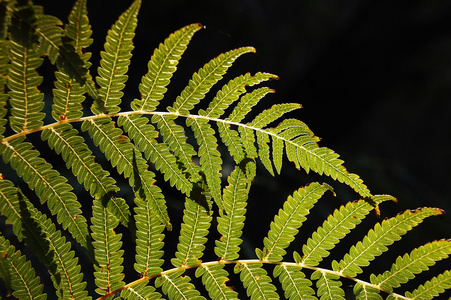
left=0, top=0, right=450, bottom=299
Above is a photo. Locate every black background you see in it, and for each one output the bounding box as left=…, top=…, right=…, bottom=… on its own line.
left=14, top=0, right=451, bottom=298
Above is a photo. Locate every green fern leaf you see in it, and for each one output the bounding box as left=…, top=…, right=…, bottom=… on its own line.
left=215, top=161, right=255, bottom=260
left=156, top=270, right=205, bottom=300
left=273, top=265, right=316, bottom=300
left=82, top=117, right=170, bottom=229
left=234, top=262, right=278, bottom=299
left=201, top=72, right=278, bottom=119
left=120, top=281, right=161, bottom=299
left=271, top=117, right=372, bottom=197
left=7, top=39, right=45, bottom=132
left=257, top=182, right=333, bottom=262
left=353, top=283, right=382, bottom=300
left=91, top=198, right=124, bottom=296
left=239, top=126, right=258, bottom=159
left=51, top=0, right=93, bottom=121
left=171, top=189, right=212, bottom=267
left=93, top=0, right=140, bottom=114
left=169, top=46, right=255, bottom=115
left=333, top=207, right=444, bottom=277
left=41, top=123, right=130, bottom=226
left=403, top=270, right=451, bottom=300
left=0, top=236, right=46, bottom=300
left=152, top=114, right=201, bottom=183
left=187, top=117, right=223, bottom=206
left=118, top=114, right=192, bottom=195
left=371, top=239, right=451, bottom=292
left=134, top=196, right=165, bottom=277
left=311, top=270, right=345, bottom=300
left=299, top=199, right=376, bottom=266
left=132, top=23, right=202, bottom=111
left=195, top=265, right=239, bottom=299
left=250, top=103, right=302, bottom=129
left=0, top=137, right=90, bottom=248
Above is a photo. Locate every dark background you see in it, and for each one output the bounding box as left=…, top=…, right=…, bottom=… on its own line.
left=17, top=0, right=451, bottom=298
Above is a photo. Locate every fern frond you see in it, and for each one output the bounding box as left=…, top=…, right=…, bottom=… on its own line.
left=333, top=207, right=444, bottom=277
left=311, top=270, right=345, bottom=300
left=196, top=264, right=239, bottom=299
left=403, top=270, right=451, bottom=300
left=234, top=262, right=278, bottom=299
left=201, top=72, right=278, bottom=119
left=0, top=236, right=46, bottom=300
left=132, top=23, right=202, bottom=111
left=371, top=239, right=451, bottom=292
left=152, top=114, right=201, bottom=183
left=82, top=117, right=170, bottom=229
left=273, top=265, right=316, bottom=300
left=215, top=161, right=255, bottom=260
left=155, top=270, right=205, bottom=300
left=91, top=198, right=125, bottom=296
left=187, top=117, right=223, bottom=206
left=93, top=0, right=140, bottom=114
left=171, top=189, right=212, bottom=267
left=0, top=137, right=90, bottom=248
left=134, top=196, right=165, bottom=277
left=298, top=199, right=375, bottom=266
left=270, top=117, right=372, bottom=197
left=120, top=281, right=161, bottom=299
left=169, top=46, right=255, bottom=115
left=118, top=114, right=192, bottom=195
left=7, top=39, right=45, bottom=132
left=52, top=0, right=93, bottom=121
left=257, top=182, right=333, bottom=262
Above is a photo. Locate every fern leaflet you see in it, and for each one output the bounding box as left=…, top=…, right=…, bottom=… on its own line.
left=274, top=265, right=316, bottom=300
left=93, top=0, right=140, bottom=114
left=403, top=270, right=451, bottom=300
left=234, top=262, right=279, bottom=299
left=333, top=207, right=444, bottom=277
left=257, top=182, right=333, bottom=262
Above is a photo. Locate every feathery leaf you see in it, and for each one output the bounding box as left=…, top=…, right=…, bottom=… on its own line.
left=93, top=0, right=140, bottom=114
left=196, top=265, right=239, bottom=299
left=404, top=270, right=451, bottom=300
left=311, top=270, right=345, bottom=300
left=234, top=262, right=278, bottom=299
left=333, top=207, right=444, bottom=277
left=132, top=23, right=202, bottom=111
left=274, top=265, right=316, bottom=300
left=257, top=182, right=333, bottom=262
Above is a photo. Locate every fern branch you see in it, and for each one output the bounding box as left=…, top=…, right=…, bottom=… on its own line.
left=133, top=196, right=165, bottom=277
left=93, top=0, right=140, bottom=114
left=403, top=270, right=451, bottom=300
left=333, top=207, right=444, bottom=277
left=132, top=23, right=202, bottom=111
left=311, top=270, right=345, bottom=300
left=155, top=270, right=205, bottom=300
left=257, top=182, right=333, bottom=262
left=7, top=39, right=45, bottom=132
left=371, top=239, right=451, bottom=292
left=215, top=161, right=255, bottom=260
left=298, top=199, right=375, bottom=267
left=171, top=188, right=212, bottom=267
left=187, top=117, right=223, bottom=206
left=91, top=199, right=124, bottom=296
